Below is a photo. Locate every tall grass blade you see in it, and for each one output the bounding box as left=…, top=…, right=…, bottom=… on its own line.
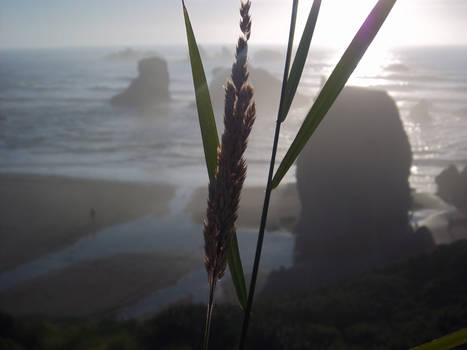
left=411, top=327, right=467, bottom=350
left=229, top=237, right=247, bottom=309
left=239, top=2, right=298, bottom=348
left=203, top=281, right=215, bottom=350
left=279, top=0, right=321, bottom=122
left=182, top=0, right=247, bottom=313
left=272, top=0, right=397, bottom=188
left=279, top=0, right=299, bottom=111
left=227, top=231, right=247, bottom=309
left=183, top=0, right=219, bottom=183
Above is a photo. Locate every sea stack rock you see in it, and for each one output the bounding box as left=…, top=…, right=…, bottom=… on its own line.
left=111, top=56, right=170, bottom=107
left=409, top=100, right=432, bottom=122
left=261, top=87, right=435, bottom=298
left=436, top=165, right=467, bottom=211
left=209, top=66, right=308, bottom=117
left=294, top=87, right=432, bottom=274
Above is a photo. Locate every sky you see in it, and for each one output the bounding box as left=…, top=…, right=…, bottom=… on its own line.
left=0, top=0, right=466, bottom=49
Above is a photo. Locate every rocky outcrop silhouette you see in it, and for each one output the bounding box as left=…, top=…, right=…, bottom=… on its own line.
left=262, top=87, right=435, bottom=297
left=294, top=87, right=419, bottom=267
left=436, top=164, right=467, bottom=211
left=111, top=56, right=170, bottom=107
left=409, top=100, right=432, bottom=122
left=104, top=48, right=158, bottom=61
left=209, top=66, right=308, bottom=117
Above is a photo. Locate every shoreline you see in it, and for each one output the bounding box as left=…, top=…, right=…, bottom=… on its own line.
left=0, top=252, right=200, bottom=318
left=1, top=172, right=466, bottom=319
left=0, top=173, right=175, bottom=272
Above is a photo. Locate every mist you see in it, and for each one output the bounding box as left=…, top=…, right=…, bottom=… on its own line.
left=1, top=0, right=466, bottom=48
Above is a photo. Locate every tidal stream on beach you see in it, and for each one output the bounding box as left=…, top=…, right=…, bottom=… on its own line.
left=0, top=185, right=294, bottom=317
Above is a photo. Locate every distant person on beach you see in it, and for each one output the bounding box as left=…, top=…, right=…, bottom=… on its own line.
left=90, top=208, right=96, bottom=224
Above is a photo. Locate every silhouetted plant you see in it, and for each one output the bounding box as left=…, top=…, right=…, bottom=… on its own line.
left=183, top=0, right=402, bottom=348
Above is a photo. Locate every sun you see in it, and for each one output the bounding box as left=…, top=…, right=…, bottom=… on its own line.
left=294, top=0, right=407, bottom=49
left=254, top=0, right=406, bottom=51
left=292, top=0, right=405, bottom=86
left=295, top=0, right=380, bottom=47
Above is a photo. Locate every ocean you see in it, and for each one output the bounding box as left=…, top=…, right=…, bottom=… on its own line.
left=0, top=45, right=466, bottom=317
left=1, top=45, right=466, bottom=192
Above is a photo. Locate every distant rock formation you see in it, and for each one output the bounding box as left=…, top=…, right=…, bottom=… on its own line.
left=262, top=87, right=435, bottom=297
left=294, top=87, right=425, bottom=266
left=111, top=56, right=170, bottom=107
left=385, top=63, right=410, bottom=72
left=436, top=164, right=467, bottom=211
left=409, top=100, right=432, bottom=122
left=104, top=48, right=159, bottom=61
left=209, top=66, right=308, bottom=117
left=253, top=49, right=284, bottom=62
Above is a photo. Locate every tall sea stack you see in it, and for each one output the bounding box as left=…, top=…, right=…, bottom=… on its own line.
left=263, top=87, right=435, bottom=298
left=294, top=87, right=433, bottom=275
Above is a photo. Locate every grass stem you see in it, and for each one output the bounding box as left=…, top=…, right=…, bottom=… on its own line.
left=239, top=1, right=298, bottom=348
left=239, top=120, right=282, bottom=350
left=203, top=281, right=216, bottom=350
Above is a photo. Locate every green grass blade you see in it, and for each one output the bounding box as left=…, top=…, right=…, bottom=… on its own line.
left=227, top=231, right=247, bottom=309
left=411, top=327, right=467, bottom=350
left=183, top=1, right=247, bottom=309
left=271, top=0, right=397, bottom=188
left=183, top=0, right=219, bottom=183
left=276, top=0, right=298, bottom=121
left=279, top=0, right=321, bottom=122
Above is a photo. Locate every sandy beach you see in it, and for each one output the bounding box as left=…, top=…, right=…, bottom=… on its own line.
left=0, top=252, right=200, bottom=318
left=2, top=172, right=466, bottom=320
left=0, top=174, right=175, bottom=272
left=187, top=183, right=301, bottom=232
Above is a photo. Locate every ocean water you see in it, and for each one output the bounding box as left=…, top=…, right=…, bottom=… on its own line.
left=1, top=45, right=466, bottom=317
left=1, top=45, right=466, bottom=192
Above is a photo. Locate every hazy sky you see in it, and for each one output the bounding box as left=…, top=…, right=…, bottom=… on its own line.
left=1, top=0, right=466, bottom=49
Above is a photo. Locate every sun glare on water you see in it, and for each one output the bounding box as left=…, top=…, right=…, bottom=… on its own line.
left=294, top=0, right=406, bottom=85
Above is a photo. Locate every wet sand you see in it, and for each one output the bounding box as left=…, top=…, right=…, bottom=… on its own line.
left=0, top=174, right=175, bottom=272
left=2, top=173, right=466, bottom=320
left=0, top=252, right=200, bottom=318
left=186, top=183, right=301, bottom=232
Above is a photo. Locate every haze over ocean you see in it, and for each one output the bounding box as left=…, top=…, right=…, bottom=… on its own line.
left=0, top=45, right=466, bottom=193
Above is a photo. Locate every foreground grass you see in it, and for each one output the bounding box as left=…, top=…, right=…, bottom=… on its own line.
left=1, top=240, right=467, bottom=349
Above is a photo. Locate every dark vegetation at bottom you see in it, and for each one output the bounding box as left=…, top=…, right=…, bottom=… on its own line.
left=1, top=240, right=467, bottom=350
